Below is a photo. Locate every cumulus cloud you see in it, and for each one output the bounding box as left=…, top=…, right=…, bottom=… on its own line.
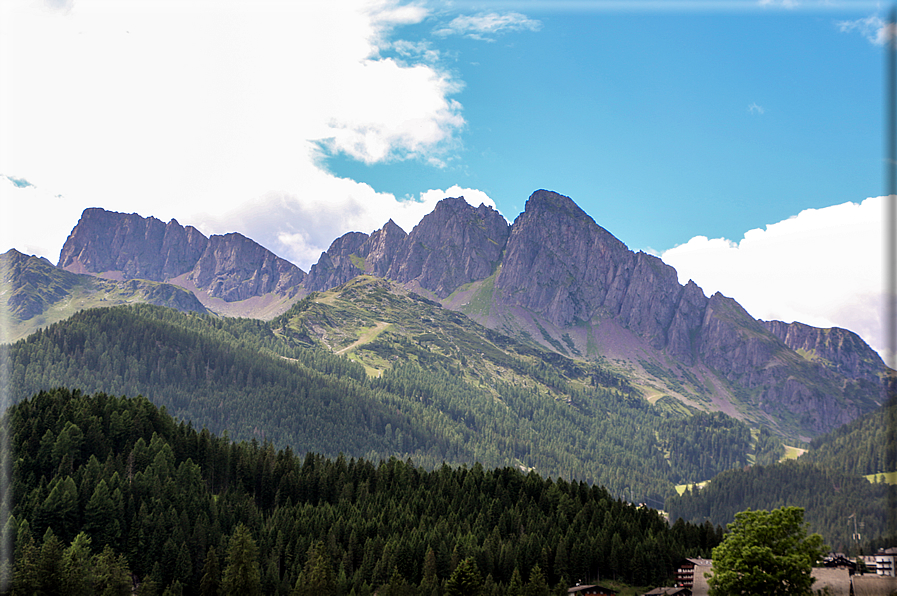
left=434, top=12, right=542, bottom=41
left=661, top=197, right=888, bottom=361
left=837, top=14, right=896, bottom=46
left=198, top=180, right=501, bottom=270
left=0, top=0, right=495, bottom=269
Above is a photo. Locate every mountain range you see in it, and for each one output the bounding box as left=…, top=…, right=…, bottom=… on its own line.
left=12, top=189, right=882, bottom=443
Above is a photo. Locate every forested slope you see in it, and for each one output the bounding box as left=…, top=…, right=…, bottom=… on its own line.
left=664, top=459, right=893, bottom=552
left=801, top=394, right=896, bottom=476
left=1, top=301, right=781, bottom=503
left=0, top=388, right=720, bottom=595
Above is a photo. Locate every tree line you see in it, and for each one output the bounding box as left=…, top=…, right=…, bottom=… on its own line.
left=1, top=304, right=782, bottom=503
left=1, top=388, right=721, bottom=595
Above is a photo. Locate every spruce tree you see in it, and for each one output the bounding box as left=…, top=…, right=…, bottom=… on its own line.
left=221, top=524, right=261, bottom=596
left=445, top=557, right=483, bottom=596
left=200, top=547, right=221, bottom=596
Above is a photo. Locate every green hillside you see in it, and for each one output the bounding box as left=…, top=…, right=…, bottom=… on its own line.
left=2, top=281, right=781, bottom=504
left=664, top=390, right=897, bottom=552
left=0, top=388, right=719, bottom=594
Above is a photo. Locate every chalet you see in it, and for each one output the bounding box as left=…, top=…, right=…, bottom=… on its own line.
left=811, top=567, right=851, bottom=596
left=675, top=558, right=712, bottom=590
left=643, top=588, right=691, bottom=596
left=822, top=553, right=857, bottom=574
left=567, top=585, right=618, bottom=595
left=852, top=574, right=897, bottom=595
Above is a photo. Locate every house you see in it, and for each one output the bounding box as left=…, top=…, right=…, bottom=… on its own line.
left=860, top=555, right=879, bottom=574
left=690, top=561, right=713, bottom=596
left=643, top=588, right=691, bottom=596
left=695, top=565, right=850, bottom=595
left=675, top=558, right=712, bottom=590
left=874, top=548, right=897, bottom=576
left=852, top=574, right=897, bottom=595
left=811, top=567, right=851, bottom=596
left=567, top=585, right=618, bottom=595
left=822, top=553, right=857, bottom=574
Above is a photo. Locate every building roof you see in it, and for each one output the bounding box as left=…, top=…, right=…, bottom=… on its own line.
left=811, top=567, right=851, bottom=596
left=852, top=574, right=897, bottom=596
left=567, top=585, right=618, bottom=595
left=690, top=561, right=713, bottom=596
left=643, top=588, right=691, bottom=596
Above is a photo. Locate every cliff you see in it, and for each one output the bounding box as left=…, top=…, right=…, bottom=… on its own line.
left=58, top=208, right=305, bottom=302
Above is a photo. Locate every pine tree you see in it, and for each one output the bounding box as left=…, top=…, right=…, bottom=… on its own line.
left=221, top=524, right=261, bottom=596
left=524, top=564, right=549, bottom=596
left=292, top=541, right=337, bottom=596
left=445, top=557, right=483, bottom=596
left=506, top=568, right=525, bottom=596
left=200, top=547, right=221, bottom=596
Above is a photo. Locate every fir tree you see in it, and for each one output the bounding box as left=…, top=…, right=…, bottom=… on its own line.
left=221, top=524, right=261, bottom=596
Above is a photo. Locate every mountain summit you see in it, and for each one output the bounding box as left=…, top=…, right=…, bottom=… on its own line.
left=37, top=190, right=892, bottom=440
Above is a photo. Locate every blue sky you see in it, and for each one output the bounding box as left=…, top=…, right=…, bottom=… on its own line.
left=0, top=0, right=891, bottom=359
left=327, top=6, right=883, bottom=252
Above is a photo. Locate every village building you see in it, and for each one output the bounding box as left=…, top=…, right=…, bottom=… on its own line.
left=675, top=558, right=712, bottom=590
left=671, top=559, right=857, bottom=596
left=567, top=584, right=618, bottom=595
left=811, top=567, right=852, bottom=596
left=874, top=548, right=897, bottom=576
left=642, top=587, right=691, bottom=596
left=852, top=574, right=897, bottom=595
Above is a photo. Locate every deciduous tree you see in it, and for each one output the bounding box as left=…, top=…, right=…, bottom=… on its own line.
left=709, top=507, right=826, bottom=596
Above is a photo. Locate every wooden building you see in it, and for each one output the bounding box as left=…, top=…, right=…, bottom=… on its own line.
left=567, top=585, right=618, bottom=595
left=643, top=587, right=691, bottom=596
left=675, top=558, right=712, bottom=591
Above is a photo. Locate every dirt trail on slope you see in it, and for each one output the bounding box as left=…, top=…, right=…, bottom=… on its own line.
left=336, top=322, right=391, bottom=355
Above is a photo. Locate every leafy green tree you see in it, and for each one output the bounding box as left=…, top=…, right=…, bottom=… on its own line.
left=709, top=507, right=826, bottom=596
left=445, top=557, right=482, bottom=596
left=221, top=524, right=261, bottom=596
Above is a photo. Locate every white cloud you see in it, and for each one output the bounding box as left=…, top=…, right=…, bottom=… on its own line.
left=434, top=12, right=542, bottom=41
left=748, top=102, right=765, bottom=115
left=661, top=197, right=888, bottom=361
left=836, top=14, right=895, bottom=46
left=0, top=0, right=481, bottom=267
left=198, top=180, right=501, bottom=270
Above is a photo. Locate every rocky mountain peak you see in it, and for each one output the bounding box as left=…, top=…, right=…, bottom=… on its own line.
left=385, top=197, right=511, bottom=298
left=761, top=320, right=886, bottom=384
left=58, top=208, right=304, bottom=303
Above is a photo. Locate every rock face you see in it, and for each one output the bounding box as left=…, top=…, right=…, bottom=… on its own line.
left=304, top=232, right=375, bottom=292
left=386, top=198, right=510, bottom=297
left=483, top=190, right=885, bottom=436
left=58, top=208, right=209, bottom=279
left=192, top=233, right=305, bottom=301
left=762, top=320, right=886, bottom=386
left=58, top=208, right=305, bottom=301
left=305, top=198, right=509, bottom=297
left=51, top=192, right=889, bottom=438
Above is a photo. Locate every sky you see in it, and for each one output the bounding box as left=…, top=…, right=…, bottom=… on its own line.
left=0, top=0, right=893, bottom=363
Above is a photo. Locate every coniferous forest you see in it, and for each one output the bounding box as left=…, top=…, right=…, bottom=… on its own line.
left=0, top=388, right=720, bottom=595
left=1, top=303, right=783, bottom=505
